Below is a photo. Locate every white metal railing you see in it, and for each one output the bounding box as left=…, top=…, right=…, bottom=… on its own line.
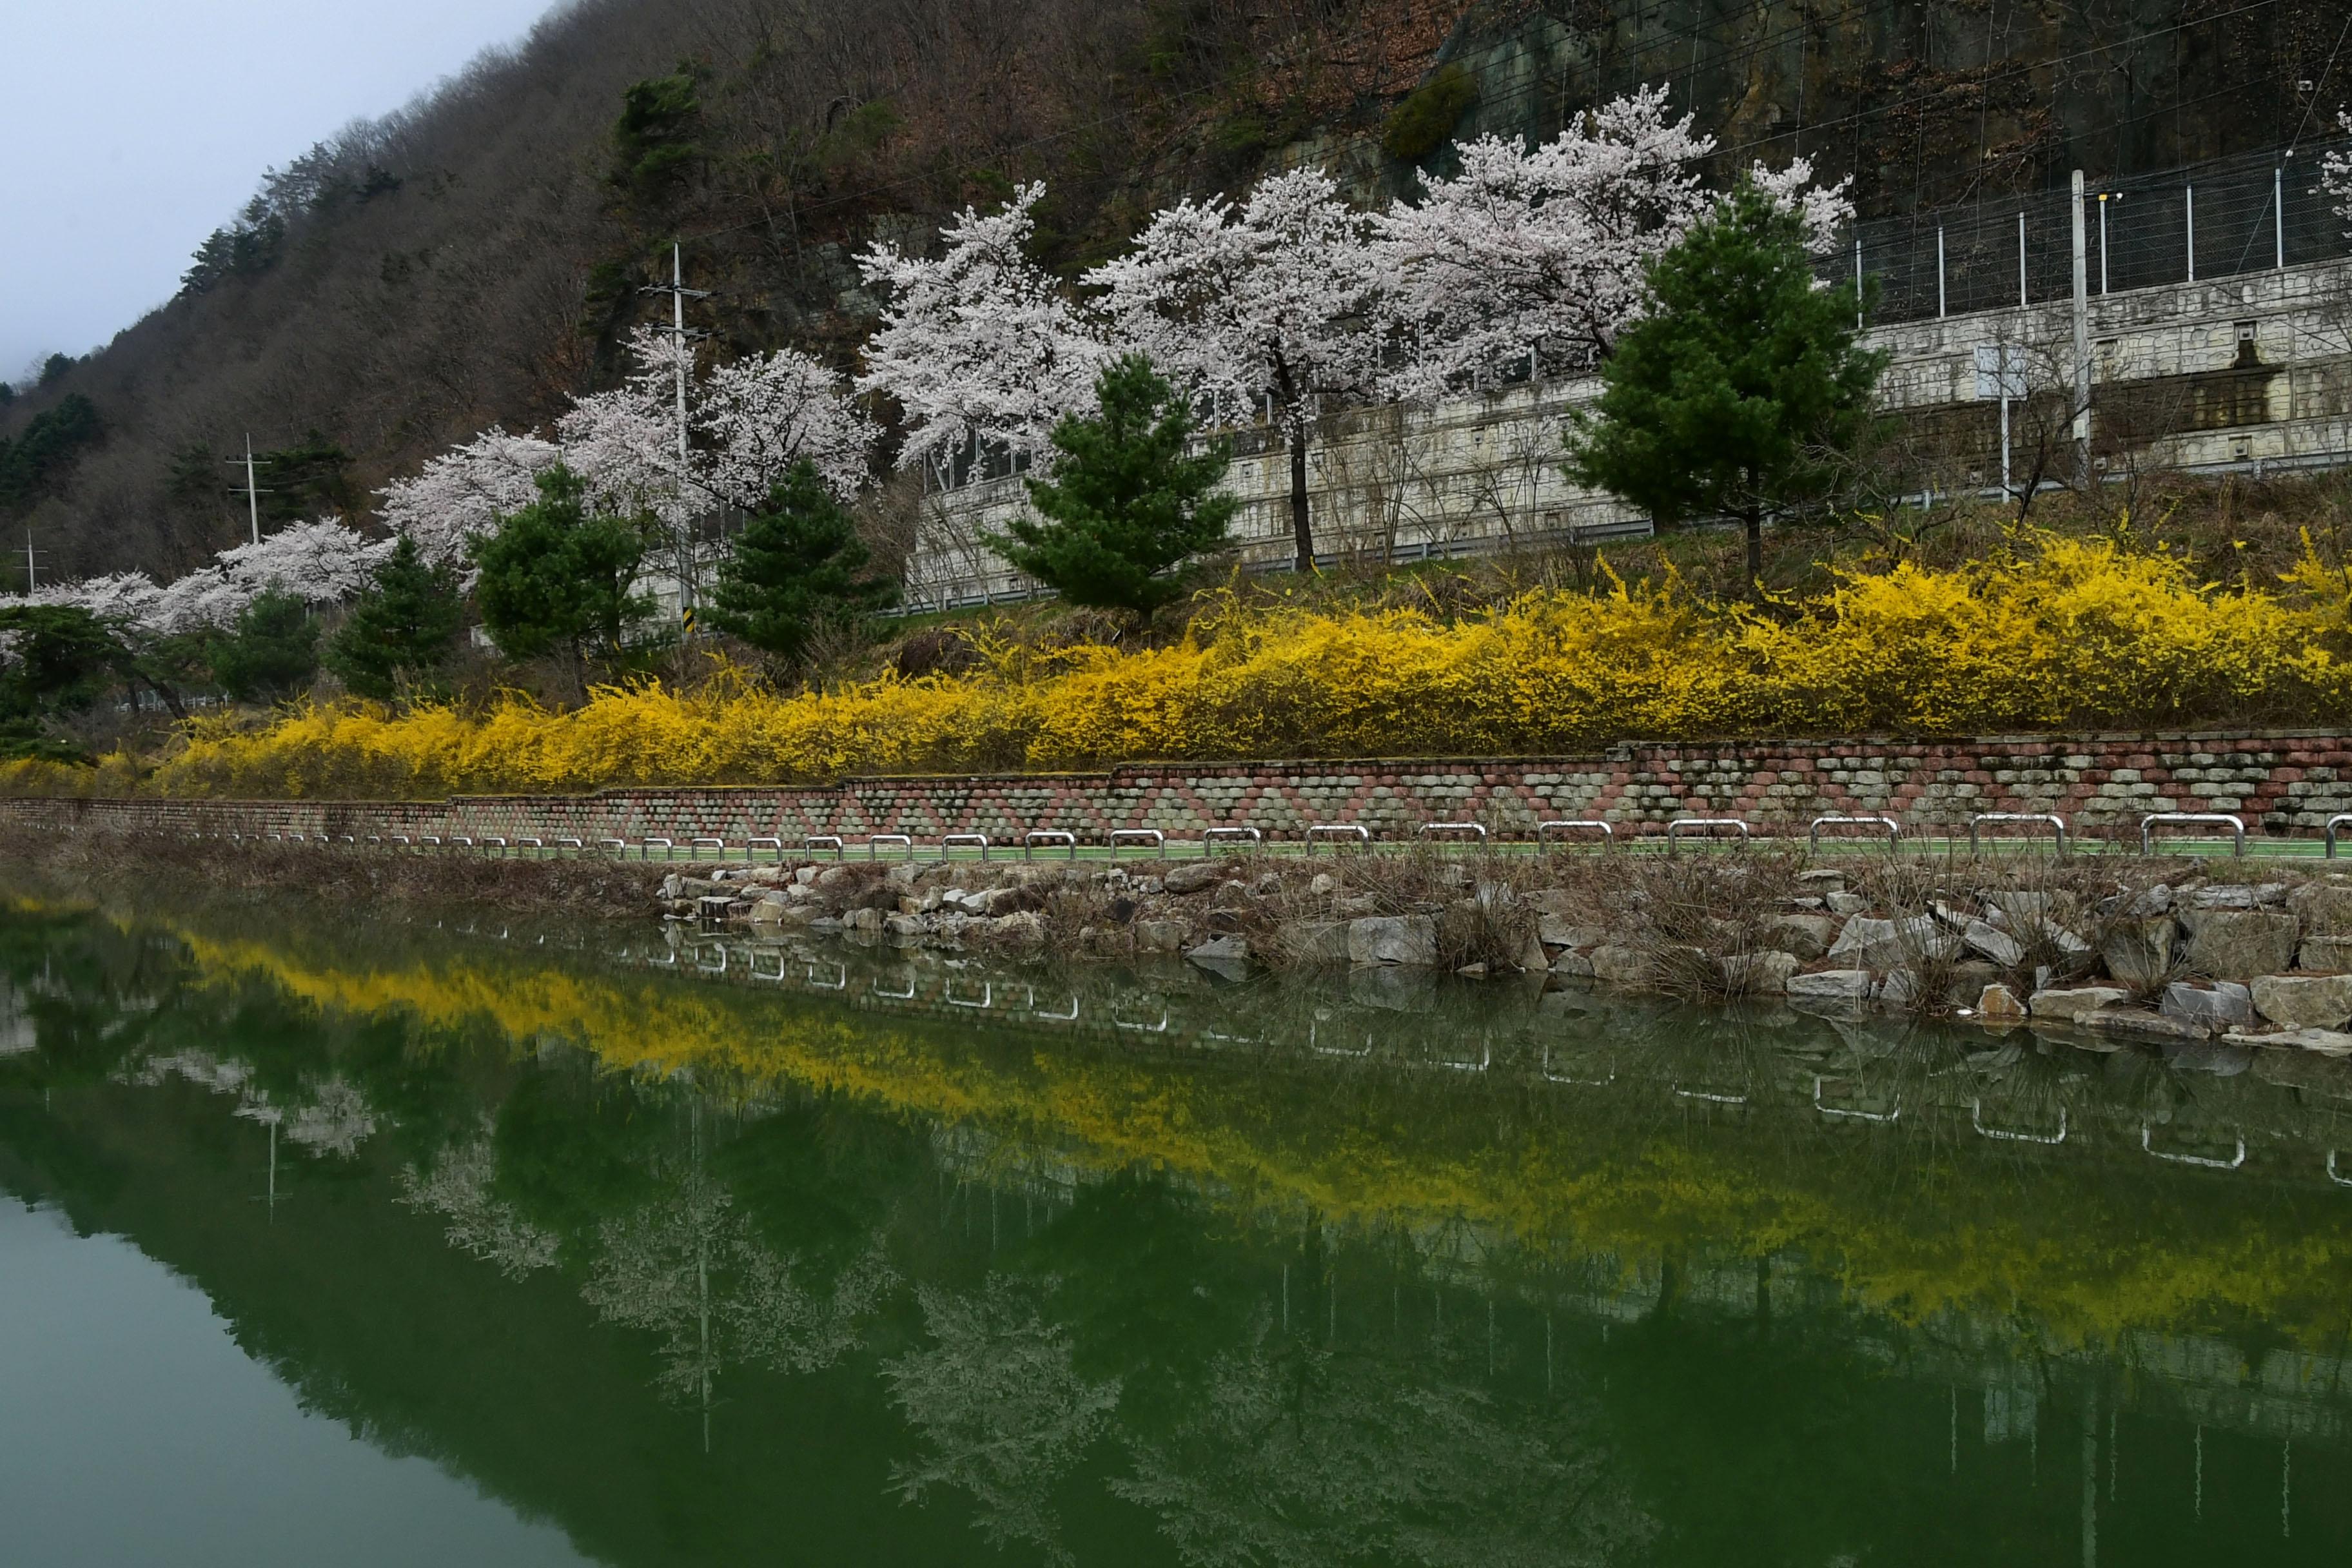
left=1536, top=819, right=1612, bottom=850
left=1110, top=828, right=1167, bottom=858
left=2141, top=812, right=2246, bottom=856
left=1809, top=815, right=1899, bottom=851
left=1024, top=829, right=1078, bottom=861
left=1306, top=823, right=1371, bottom=853
left=1417, top=821, right=1487, bottom=845
left=2327, top=814, right=2352, bottom=858
left=1204, top=827, right=1262, bottom=854
left=941, top=832, right=990, bottom=861
left=1666, top=818, right=1749, bottom=851
left=868, top=833, right=916, bottom=861
left=1970, top=812, right=2068, bottom=855
left=805, top=834, right=845, bottom=861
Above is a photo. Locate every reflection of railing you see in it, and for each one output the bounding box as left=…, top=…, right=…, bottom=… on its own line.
left=807, top=961, right=847, bottom=991
left=2327, top=1150, right=2352, bottom=1186
left=1974, top=1101, right=2067, bottom=1144
left=1672, top=1081, right=1749, bottom=1106
left=2143, top=1124, right=2246, bottom=1170
left=1112, top=1000, right=1170, bottom=1034
left=944, top=979, right=992, bottom=1010
left=1814, top=1075, right=1900, bottom=1123
left=872, top=975, right=917, bottom=1001
left=1542, top=1044, right=1614, bottom=1085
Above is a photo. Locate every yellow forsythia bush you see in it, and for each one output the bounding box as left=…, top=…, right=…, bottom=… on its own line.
left=121, top=536, right=2352, bottom=798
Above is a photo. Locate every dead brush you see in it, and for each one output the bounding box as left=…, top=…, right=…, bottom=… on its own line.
left=1617, top=847, right=1808, bottom=1003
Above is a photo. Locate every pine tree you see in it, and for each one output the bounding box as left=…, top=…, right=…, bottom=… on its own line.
left=988, top=355, right=1237, bottom=617
left=707, top=460, right=897, bottom=667
left=324, top=535, right=464, bottom=700
left=469, top=464, right=654, bottom=699
left=208, top=588, right=319, bottom=703
left=1564, top=179, right=1886, bottom=594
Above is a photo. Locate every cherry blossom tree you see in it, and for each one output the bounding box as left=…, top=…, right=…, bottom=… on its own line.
left=857, top=182, right=1108, bottom=480
left=148, top=518, right=392, bottom=635
left=698, top=346, right=877, bottom=507
left=377, top=427, right=560, bottom=576
left=1088, top=166, right=1382, bottom=570
left=1377, top=86, right=1853, bottom=400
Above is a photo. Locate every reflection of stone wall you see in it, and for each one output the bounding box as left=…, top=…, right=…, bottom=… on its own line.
left=12, top=727, right=2352, bottom=843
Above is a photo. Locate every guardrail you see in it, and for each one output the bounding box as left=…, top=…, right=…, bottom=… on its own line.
left=1417, top=821, right=1488, bottom=845
left=691, top=837, right=726, bottom=859
left=1024, top=829, right=1078, bottom=861
left=640, top=837, right=673, bottom=861
left=868, top=833, right=916, bottom=861
left=1666, top=818, right=1749, bottom=852
left=941, top=832, right=990, bottom=861
left=805, top=834, right=845, bottom=861
left=2328, top=814, right=2352, bottom=859
left=1536, top=819, right=1612, bottom=850
left=1306, top=824, right=1371, bottom=854
left=2140, top=812, right=2246, bottom=857
left=1808, top=815, right=1899, bottom=852
left=1110, top=828, right=1167, bottom=858
left=1969, top=812, right=2068, bottom=856
left=744, top=836, right=781, bottom=861
left=1204, top=827, right=1262, bottom=855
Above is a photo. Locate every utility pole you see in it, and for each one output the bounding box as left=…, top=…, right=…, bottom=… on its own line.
left=224, top=435, right=271, bottom=545
left=2070, top=170, right=2092, bottom=485
left=23, top=529, right=46, bottom=592
left=640, top=244, right=710, bottom=633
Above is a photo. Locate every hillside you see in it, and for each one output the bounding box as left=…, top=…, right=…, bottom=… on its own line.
left=8, top=0, right=2349, bottom=585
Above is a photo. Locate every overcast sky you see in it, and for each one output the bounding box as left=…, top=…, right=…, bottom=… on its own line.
left=0, top=0, right=561, bottom=388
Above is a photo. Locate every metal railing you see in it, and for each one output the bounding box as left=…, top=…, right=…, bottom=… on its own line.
left=1110, top=828, right=1167, bottom=858
left=1306, top=823, right=1372, bottom=853
left=1808, top=815, right=1899, bottom=852
left=1204, top=827, right=1262, bottom=854
left=941, top=832, right=990, bottom=861
left=1536, top=819, right=1612, bottom=849
left=1416, top=821, right=1488, bottom=845
left=1667, top=818, right=1750, bottom=851
left=1024, top=829, right=1077, bottom=861
left=2327, top=814, right=2352, bottom=858
left=868, top=833, right=915, bottom=861
left=1970, top=812, right=2069, bottom=856
left=2141, top=812, right=2246, bottom=857
left=805, top=834, right=845, bottom=861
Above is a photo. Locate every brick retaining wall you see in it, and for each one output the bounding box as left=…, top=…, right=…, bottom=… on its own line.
left=8, top=730, right=2352, bottom=846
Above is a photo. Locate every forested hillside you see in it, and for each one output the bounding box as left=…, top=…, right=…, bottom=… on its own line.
left=8, top=0, right=2349, bottom=584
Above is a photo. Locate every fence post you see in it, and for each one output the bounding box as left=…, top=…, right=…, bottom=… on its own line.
left=2276, top=165, right=2286, bottom=270
left=1854, top=235, right=1864, bottom=329
left=2070, top=170, right=2092, bottom=481
left=2186, top=183, right=2196, bottom=282
left=1937, top=226, right=1946, bottom=318
left=2017, top=211, right=2027, bottom=306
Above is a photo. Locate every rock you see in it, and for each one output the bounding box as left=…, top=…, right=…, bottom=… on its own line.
left=1797, top=869, right=1846, bottom=888
left=2160, top=980, right=2254, bottom=1030
left=816, top=865, right=854, bottom=892
left=1279, top=920, right=1351, bottom=963
left=1828, top=914, right=1955, bottom=969
left=1550, top=950, right=1596, bottom=979
left=989, top=910, right=1047, bottom=945
left=1457, top=961, right=1490, bottom=977
left=2236, top=1026, right=2352, bottom=1058
left=2162, top=1041, right=2253, bottom=1075
left=2185, top=909, right=2299, bottom=983
left=1786, top=969, right=1874, bottom=1000
left=2250, top=972, right=2352, bottom=1030
left=2289, top=880, right=2352, bottom=937
left=2299, top=936, right=2352, bottom=972
left=1135, top=919, right=1190, bottom=954
left=1162, top=860, right=1224, bottom=895
left=747, top=896, right=789, bottom=926
left=1825, top=892, right=1869, bottom=916
left=1975, top=983, right=2029, bottom=1020
left=1765, top=914, right=1836, bottom=961
left=1348, top=915, right=1438, bottom=966
left=1309, top=872, right=1337, bottom=897
left=883, top=912, right=925, bottom=939
left=1877, top=968, right=1925, bottom=1008
left=841, top=906, right=885, bottom=932
left=1961, top=919, right=2024, bottom=968
left=2085, top=1005, right=2208, bottom=1041
left=1185, top=934, right=1250, bottom=965
left=1588, top=945, right=1651, bottom=986
left=2184, top=883, right=2286, bottom=913
left=1984, top=891, right=2050, bottom=928
left=2028, top=985, right=2129, bottom=1021
left=793, top=866, right=819, bottom=887
left=658, top=873, right=682, bottom=900
left=1351, top=966, right=1438, bottom=1012
left=1518, top=934, right=1551, bottom=974
left=1720, top=951, right=1799, bottom=994
left=2099, top=915, right=2178, bottom=988
left=1538, top=915, right=1606, bottom=949
left=885, top=863, right=917, bottom=888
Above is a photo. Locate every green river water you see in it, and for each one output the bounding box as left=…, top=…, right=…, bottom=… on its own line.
left=1, top=890, right=2349, bottom=1566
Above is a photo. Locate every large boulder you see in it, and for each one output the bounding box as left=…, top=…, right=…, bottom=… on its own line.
left=1828, top=914, right=1956, bottom=970
left=1279, top=920, right=1351, bottom=963
left=2185, top=910, right=2300, bottom=983
left=2027, top=985, right=2128, bottom=1021
left=2099, top=916, right=2177, bottom=988
left=2299, top=936, right=2352, bottom=972
left=1348, top=915, right=1438, bottom=966
left=1720, top=951, right=1799, bottom=995
left=2289, top=880, right=2352, bottom=936
left=1588, top=945, right=1652, bottom=986
left=1975, top=983, right=2029, bottom=1020
left=1765, top=914, right=1836, bottom=961
left=2159, top=980, right=2254, bottom=1031
left=1162, top=859, right=1225, bottom=895
left=1786, top=969, right=1874, bottom=1001
left=2251, top=972, right=2352, bottom=1030
left=1135, top=919, right=1190, bottom=954
left=1185, top=934, right=1250, bottom=966
left=1959, top=919, right=2024, bottom=968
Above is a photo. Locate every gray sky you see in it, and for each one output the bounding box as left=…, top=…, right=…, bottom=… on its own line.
left=0, top=0, right=562, bottom=388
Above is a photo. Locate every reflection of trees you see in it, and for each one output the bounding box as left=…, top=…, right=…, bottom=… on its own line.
left=396, top=1124, right=562, bottom=1280
left=883, top=1275, right=1123, bottom=1567
left=583, top=1159, right=895, bottom=1415
left=1111, top=1313, right=1655, bottom=1568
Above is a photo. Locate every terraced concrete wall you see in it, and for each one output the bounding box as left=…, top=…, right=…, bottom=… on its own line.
left=8, top=729, right=2352, bottom=845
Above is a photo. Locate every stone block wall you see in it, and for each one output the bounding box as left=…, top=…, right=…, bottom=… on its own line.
left=6, top=729, right=2352, bottom=847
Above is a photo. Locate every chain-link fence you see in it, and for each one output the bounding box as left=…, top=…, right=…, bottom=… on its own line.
left=1836, top=140, right=2352, bottom=324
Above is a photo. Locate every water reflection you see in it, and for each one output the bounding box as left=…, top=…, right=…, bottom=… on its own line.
left=1, top=892, right=2349, bottom=1565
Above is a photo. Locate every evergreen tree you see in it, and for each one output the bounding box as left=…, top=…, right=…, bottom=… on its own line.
left=989, top=355, right=1237, bottom=617
left=469, top=464, right=654, bottom=698
left=1564, top=179, right=1886, bottom=594
left=707, top=461, right=897, bottom=667
left=0, top=605, right=119, bottom=762
left=208, top=588, right=319, bottom=703
left=324, top=535, right=464, bottom=700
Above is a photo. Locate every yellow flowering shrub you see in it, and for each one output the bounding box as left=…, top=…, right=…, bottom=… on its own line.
left=81, top=534, right=2352, bottom=798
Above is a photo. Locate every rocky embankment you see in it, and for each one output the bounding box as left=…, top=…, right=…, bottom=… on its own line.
left=668, top=850, right=2352, bottom=1055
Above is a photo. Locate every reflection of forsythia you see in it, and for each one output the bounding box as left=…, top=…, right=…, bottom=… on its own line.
left=18, top=536, right=2352, bottom=798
